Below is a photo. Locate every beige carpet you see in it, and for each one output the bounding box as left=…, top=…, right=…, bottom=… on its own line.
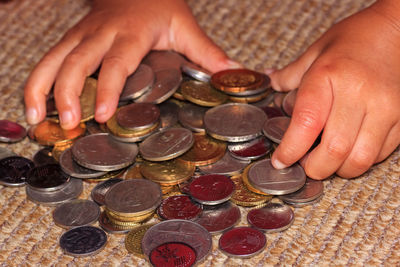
left=1, top=0, right=400, bottom=266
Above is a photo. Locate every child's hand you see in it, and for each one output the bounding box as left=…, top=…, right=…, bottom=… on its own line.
left=24, top=0, right=237, bottom=129
left=270, top=0, right=400, bottom=179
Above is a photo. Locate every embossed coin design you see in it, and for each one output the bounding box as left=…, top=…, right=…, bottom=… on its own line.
left=230, top=175, right=272, bottom=207
left=263, top=116, right=291, bottom=143
left=125, top=223, right=156, bottom=256
left=116, top=103, right=160, bottom=131
left=194, top=202, right=240, bottom=234
left=158, top=195, right=202, bottom=220
left=279, top=178, right=324, bottom=204
left=0, top=120, right=26, bottom=142
left=204, top=103, right=267, bottom=142
left=211, top=69, right=266, bottom=94
left=247, top=202, right=294, bottom=232
left=198, top=151, right=250, bottom=176
left=181, top=80, right=228, bottom=107
left=0, top=156, right=34, bottom=187
left=189, top=174, right=235, bottom=205
left=120, top=64, right=154, bottom=101
left=91, top=178, right=123, bottom=205
left=72, top=133, right=138, bottom=171
left=59, top=148, right=106, bottom=179
left=178, top=103, right=208, bottom=133
left=150, top=242, right=197, bottom=267
left=228, top=136, right=273, bottom=160
left=59, top=226, right=107, bottom=257
left=26, top=164, right=69, bottom=192
left=53, top=199, right=100, bottom=228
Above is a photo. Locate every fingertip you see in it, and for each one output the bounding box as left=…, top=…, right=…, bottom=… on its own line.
left=94, top=102, right=116, bottom=123
left=271, top=157, right=289, bottom=169
left=25, top=107, right=41, bottom=125
left=59, top=109, right=80, bottom=130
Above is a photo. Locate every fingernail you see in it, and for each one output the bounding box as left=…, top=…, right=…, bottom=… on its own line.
left=26, top=108, right=39, bottom=124
left=60, top=110, right=73, bottom=128
left=264, top=68, right=276, bottom=75
left=226, top=60, right=242, bottom=69
left=272, top=158, right=288, bottom=169
left=95, top=104, right=107, bottom=118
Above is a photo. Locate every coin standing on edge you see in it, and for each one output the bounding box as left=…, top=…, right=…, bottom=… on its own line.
left=247, top=202, right=294, bottom=233
left=263, top=116, right=291, bottom=143
left=120, top=64, right=154, bottom=101
left=282, top=88, right=297, bottom=116
left=194, top=202, right=240, bottom=234
left=178, top=103, right=208, bottom=133
left=181, top=60, right=211, bottom=82
left=53, top=199, right=101, bottom=228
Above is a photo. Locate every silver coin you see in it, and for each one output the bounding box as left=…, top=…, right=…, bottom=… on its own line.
left=135, top=68, right=182, bottom=104
left=247, top=202, right=294, bottom=233
left=178, top=103, right=208, bottom=133
left=281, top=194, right=323, bottom=207
left=204, top=103, right=267, bottom=142
left=251, top=90, right=275, bottom=109
left=52, top=199, right=101, bottom=229
left=142, top=219, right=212, bottom=263
left=120, top=64, right=154, bottom=101
left=273, top=92, right=286, bottom=108
left=108, top=126, right=159, bottom=143
left=247, top=159, right=306, bottom=195
left=72, top=133, right=138, bottom=171
left=139, top=127, right=194, bottom=161
left=26, top=164, right=70, bottom=192
left=0, top=156, right=34, bottom=187
left=104, top=179, right=162, bottom=216
left=228, top=136, right=273, bottom=161
left=198, top=151, right=250, bottom=176
left=142, top=50, right=185, bottom=72
left=59, top=148, right=106, bottom=179
left=194, top=202, right=241, bottom=234
left=26, top=178, right=83, bottom=206
left=91, top=178, right=123, bottom=206
left=181, top=60, right=211, bottom=82
left=158, top=100, right=180, bottom=130
left=59, top=226, right=107, bottom=257
left=33, top=147, right=57, bottom=166
left=98, top=211, right=130, bottom=234
left=262, top=116, right=291, bottom=143
left=282, top=88, right=297, bottom=116
left=279, top=178, right=324, bottom=203
left=223, top=74, right=270, bottom=97
left=0, top=147, right=17, bottom=160
left=116, top=103, right=160, bottom=131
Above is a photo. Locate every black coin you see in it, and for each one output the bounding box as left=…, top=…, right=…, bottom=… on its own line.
left=26, top=164, right=70, bottom=191
left=33, top=147, right=58, bottom=166
left=59, top=226, right=107, bottom=257
left=0, top=156, right=34, bottom=187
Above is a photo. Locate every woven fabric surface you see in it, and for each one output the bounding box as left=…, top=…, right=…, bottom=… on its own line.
left=0, top=0, right=399, bottom=266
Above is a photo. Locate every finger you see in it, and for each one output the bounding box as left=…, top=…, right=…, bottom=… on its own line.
left=54, top=33, right=115, bottom=129
left=375, top=122, right=400, bottom=163
left=95, top=36, right=152, bottom=122
left=271, top=68, right=333, bottom=170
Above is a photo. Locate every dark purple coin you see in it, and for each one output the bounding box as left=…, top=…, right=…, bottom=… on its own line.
left=194, top=202, right=240, bottom=234
left=260, top=106, right=285, bottom=118
left=218, top=227, right=266, bottom=258
left=33, top=147, right=58, bottom=166
left=0, top=156, right=34, bottom=187
left=189, top=174, right=234, bottom=205
left=228, top=136, right=273, bottom=160
left=150, top=242, right=197, bottom=267
left=0, top=120, right=27, bottom=143
left=247, top=202, right=294, bottom=232
left=158, top=195, right=202, bottom=220
left=26, top=164, right=70, bottom=192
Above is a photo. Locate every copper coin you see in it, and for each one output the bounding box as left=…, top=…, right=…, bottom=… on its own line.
left=0, top=120, right=26, bottom=142
left=178, top=103, right=208, bottom=133
left=194, top=202, right=240, bottom=234
left=33, top=120, right=86, bottom=146
left=211, top=69, right=266, bottom=94
left=91, top=178, right=123, bottom=206
left=120, top=64, right=154, bottom=101
left=228, top=136, right=273, bottom=160
left=279, top=178, right=324, bottom=203
left=150, top=242, right=197, bottom=267
left=198, top=151, right=250, bottom=176
left=282, top=88, right=297, bottom=116
left=53, top=199, right=101, bottom=229
left=247, top=202, right=294, bottom=232
left=189, top=174, right=234, bottom=205
left=0, top=156, right=34, bottom=187
left=262, top=116, right=291, bottom=143
left=26, top=164, right=70, bottom=192
left=33, top=147, right=58, bottom=166
left=59, top=148, right=106, bottom=179
left=218, top=227, right=266, bottom=258
left=116, top=103, right=160, bottom=131
left=273, top=92, right=286, bottom=108
left=181, top=80, right=228, bottom=107
left=158, top=195, right=202, bottom=220
left=158, top=100, right=180, bottom=130
left=181, top=60, right=211, bottom=82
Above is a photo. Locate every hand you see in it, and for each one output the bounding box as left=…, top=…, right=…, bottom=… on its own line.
left=269, top=0, right=400, bottom=179
left=24, top=0, right=239, bottom=129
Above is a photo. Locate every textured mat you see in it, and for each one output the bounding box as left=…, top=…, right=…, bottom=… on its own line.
left=1, top=0, right=400, bottom=266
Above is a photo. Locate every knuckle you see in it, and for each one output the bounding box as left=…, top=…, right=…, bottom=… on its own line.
left=325, top=137, right=352, bottom=160
left=102, top=55, right=129, bottom=76
left=347, top=148, right=374, bottom=171
left=64, top=51, right=87, bottom=66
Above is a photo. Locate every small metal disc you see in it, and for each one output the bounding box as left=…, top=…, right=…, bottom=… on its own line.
left=157, top=195, right=202, bottom=220
left=281, top=194, right=323, bottom=207
left=135, top=69, right=182, bottom=104
left=72, top=133, right=138, bottom=171
left=0, top=156, right=34, bottom=187
left=218, top=227, right=266, bottom=258
left=198, top=151, right=250, bottom=176
left=26, top=164, right=70, bottom=192
left=180, top=80, right=228, bottom=107
left=204, top=103, right=267, bottom=142
left=0, top=147, right=17, bottom=161
left=33, top=147, right=58, bottom=166
left=279, top=178, right=324, bottom=203
left=53, top=199, right=101, bottom=228
left=259, top=106, right=285, bottom=118
left=158, top=100, right=180, bottom=130
left=150, top=242, right=197, bottom=267
left=91, top=178, right=123, bottom=206
left=142, top=50, right=185, bottom=72
left=247, top=159, right=306, bottom=195
left=211, top=69, right=267, bottom=95
left=120, top=64, right=154, bottom=101
left=0, top=120, right=26, bottom=142
left=85, top=119, right=106, bottom=135
left=222, top=74, right=270, bottom=97
left=59, top=148, right=107, bottom=179
left=228, top=136, right=273, bottom=161
left=59, top=226, right=107, bottom=257
left=282, top=88, right=297, bottom=116
left=178, top=103, right=208, bottom=133
left=181, top=60, right=211, bottom=82
left=194, top=201, right=240, bottom=234
left=273, top=92, right=286, bottom=108
left=247, top=202, right=294, bottom=232
left=189, top=174, right=235, bottom=205
left=98, top=211, right=130, bottom=234
left=262, top=116, right=291, bottom=143
left=79, top=77, right=97, bottom=122
left=125, top=223, right=158, bottom=256
left=116, top=103, right=160, bottom=131
left=139, top=128, right=194, bottom=161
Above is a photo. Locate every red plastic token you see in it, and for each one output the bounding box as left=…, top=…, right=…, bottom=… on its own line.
left=189, top=174, right=234, bottom=205
left=158, top=195, right=202, bottom=220
left=247, top=202, right=294, bottom=232
left=218, top=227, right=266, bottom=258
left=0, top=120, right=27, bottom=143
left=150, top=242, right=196, bottom=267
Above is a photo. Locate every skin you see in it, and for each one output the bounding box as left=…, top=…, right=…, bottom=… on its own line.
left=24, top=0, right=400, bottom=179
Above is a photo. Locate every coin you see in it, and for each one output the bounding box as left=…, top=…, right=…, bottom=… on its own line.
left=26, top=164, right=70, bottom=192
left=247, top=159, right=306, bottom=195
left=247, top=202, right=294, bottom=232
left=228, top=136, right=273, bottom=161
left=281, top=195, right=323, bottom=207
left=279, top=178, right=324, bottom=203
left=230, top=175, right=272, bottom=207
left=158, top=100, right=180, bottom=130
left=91, top=178, right=123, bottom=205
left=189, top=174, right=235, bottom=205
left=52, top=140, right=74, bottom=162
left=0, top=120, right=26, bottom=142
left=98, top=211, right=130, bottom=234
left=259, top=106, right=285, bottom=118
left=33, top=120, right=86, bottom=146
left=142, top=219, right=212, bottom=263
left=140, top=159, right=195, bottom=186
left=79, top=77, right=97, bottom=122
left=122, top=163, right=143, bottom=179
left=181, top=80, right=228, bottom=107
left=198, top=151, right=250, bottom=176
left=59, top=226, right=107, bottom=257
left=142, top=50, right=185, bottom=72
left=120, top=64, right=154, bottom=101
left=218, top=227, right=266, bottom=258
left=52, top=199, right=101, bottom=228
left=150, top=242, right=197, bottom=267
left=116, top=103, right=160, bottom=131
left=211, top=69, right=267, bottom=95
left=84, top=169, right=125, bottom=183
left=178, top=103, right=208, bottom=133
left=125, top=224, right=156, bottom=256
left=241, top=163, right=270, bottom=196
left=228, top=88, right=272, bottom=103
left=139, top=128, right=194, bottom=161
left=85, top=119, right=106, bottom=135
left=72, top=133, right=138, bottom=171
left=181, top=60, right=211, bottom=82
left=194, top=202, right=240, bottom=234
left=282, top=88, right=297, bottom=116
left=204, top=103, right=267, bottom=142
left=105, top=179, right=162, bottom=217
left=59, top=148, right=107, bottom=179
left=33, top=147, right=57, bottom=166
left=0, top=147, right=17, bottom=160
left=273, top=92, right=286, bottom=108
left=0, top=156, right=34, bottom=187
left=158, top=195, right=202, bottom=220
left=105, top=208, right=155, bottom=223
left=262, top=116, right=291, bottom=143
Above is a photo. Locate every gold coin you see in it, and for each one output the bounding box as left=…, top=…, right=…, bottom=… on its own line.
left=229, top=88, right=273, bottom=103
left=230, top=175, right=272, bottom=207
left=162, top=186, right=182, bottom=198
left=173, top=86, right=185, bottom=100
left=211, top=69, right=266, bottom=93
left=241, top=163, right=271, bottom=196
left=160, top=185, right=177, bottom=195
left=80, top=77, right=97, bottom=122
left=177, top=133, right=226, bottom=166
left=34, top=120, right=86, bottom=146
left=122, top=163, right=143, bottom=179
left=140, top=159, right=195, bottom=186
left=84, top=169, right=125, bottom=183
left=181, top=80, right=228, bottom=107
left=51, top=140, right=74, bottom=162
left=105, top=208, right=155, bottom=223
left=125, top=223, right=156, bottom=256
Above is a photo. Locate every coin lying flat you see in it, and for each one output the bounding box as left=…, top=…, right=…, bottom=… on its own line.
left=158, top=195, right=202, bottom=220
left=150, top=242, right=197, bottom=267
left=0, top=120, right=26, bottom=142
left=26, top=164, right=70, bottom=192
left=198, top=151, right=250, bottom=176
left=91, top=178, right=123, bottom=206
left=72, top=133, right=138, bottom=171
left=53, top=199, right=101, bottom=229
left=230, top=175, right=272, bottom=207
left=247, top=202, right=294, bottom=233
left=0, top=156, right=34, bottom=187
left=33, top=120, right=86, bottom=146
left=262, top=116, right=291, bottom=143
left=178, top=103, right=208, bottom=133
left=279, top=178, right=324, bottom=204
left=33, top=147, right=57, bottom=166
left=98, top=211, right=130, bottom=234
left=116, top=103, right=160, bottom=131
left=125, top=223, right=156, bottom=256
left=228, top=136, right=273, bottom=161
left=194, top=202, right=240, bottom=234
left=142, top=50, right=185, bottom=72
left=181, top=80, right=228, bottom=107
left=282, top=88, right=297, bottom=116
left=59, top=148, right=106, bottom=179
left=189, top=174, right=235, bottom=205
left=204, top=103, right=267, bottom=142
left=120, top=64, right=154, bottom=101
left=211, top=69, right=267, bottom=95
left=181, top=60, right=211, bottom=82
